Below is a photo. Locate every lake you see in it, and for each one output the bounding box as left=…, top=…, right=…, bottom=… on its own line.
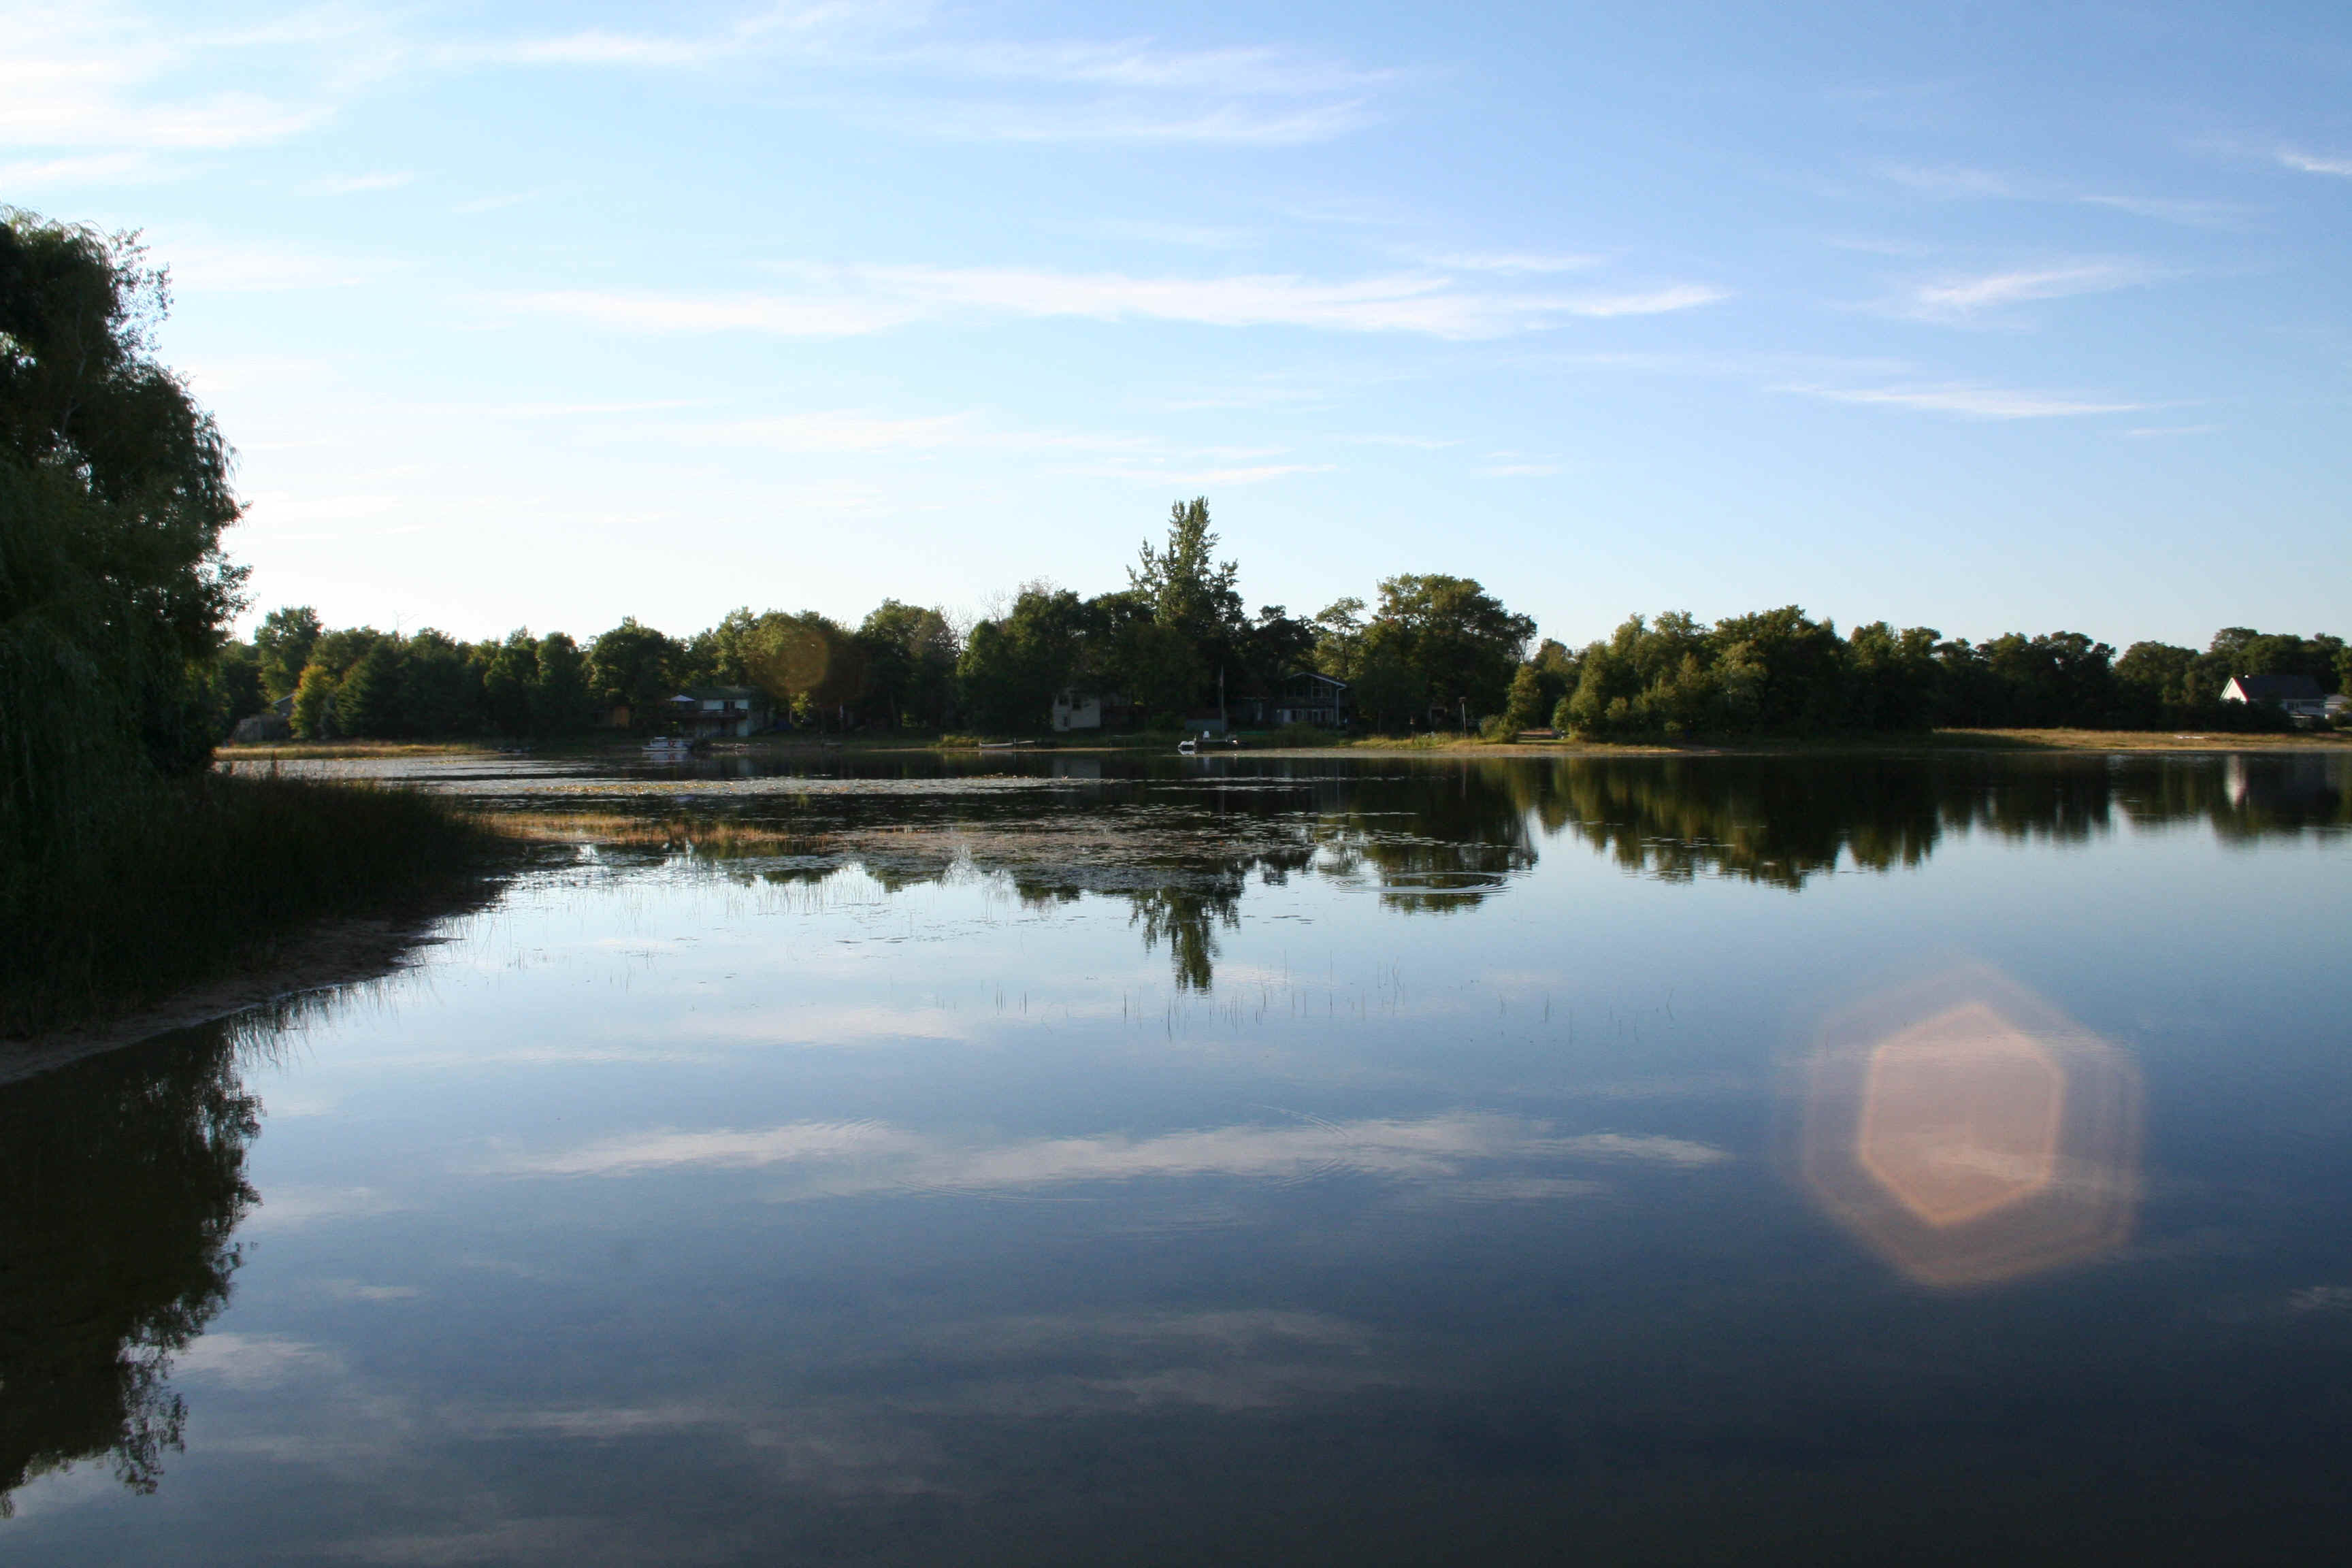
left=5, top=749, right=2350, bottom=1564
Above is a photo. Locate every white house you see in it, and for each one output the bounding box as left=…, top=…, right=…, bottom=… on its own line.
left=2219, top=674, right=2330, bottom=721
left=1052, top=690, right=1104, bottom=732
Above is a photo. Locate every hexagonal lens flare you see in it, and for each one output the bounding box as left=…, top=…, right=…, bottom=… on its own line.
left=1797, top=968, right=2142, bottom=1288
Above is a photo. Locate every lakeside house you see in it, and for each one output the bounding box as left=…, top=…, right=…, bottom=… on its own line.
left=666, top=685, right=772, bottom=738
left=2219, top=673, right=2332, bottom=721
left=1269, top=670, right=1352, bottom=728
left=1051, top=672, right=1352, bottom=734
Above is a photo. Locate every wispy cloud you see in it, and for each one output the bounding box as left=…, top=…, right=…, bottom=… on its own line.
left=2123, top=423, right=2220, bottom=438
left=886, top=97, right=1374, bottom=146
left=1898, top=261, right=2149, bottom=322
left=1069, top=460, right=1334, bottom=487
left=680, top=410, right=981, bottom=452
left=2078, top=194, right=2253, bottom=228
left=504, top=1113, right=1729, bottom=1191
left=1422, top=251, right=1602, bottom=274
left=460, top=12, right=1391, bottom=147
left=508, top=264, right=1727, bottom=341
left=1784, top=383, right=2148, bottom=419
left=318, top=169, right=414, bottom=194
left=1874, top=162, right=2019, bottom=198
left=1478, top=461, right=1563, bottom=477
left=0, top=150, right=157, bottom=184
left=2277, top=148, right=2352, bottom=178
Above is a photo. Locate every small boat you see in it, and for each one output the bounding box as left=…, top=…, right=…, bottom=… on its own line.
left=642, top=736, right=704, bottom=757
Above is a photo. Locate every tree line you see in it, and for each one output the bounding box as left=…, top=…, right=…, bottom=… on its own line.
left=220, top=500, right=1546, bottom=740
left=227, top=522, right=2347, bottom=744
left=1513, top=612, right=2347, bottom=739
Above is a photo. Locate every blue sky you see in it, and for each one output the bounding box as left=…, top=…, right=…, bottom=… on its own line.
left=7, top=1, right=2348, bottom=649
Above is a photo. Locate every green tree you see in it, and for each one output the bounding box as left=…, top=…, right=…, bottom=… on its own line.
left=1845, top=622, right=1940, bottom=732
left=1127, top=497, right=1245, bottom=708
left=1239, top=605, right=1318, bottom=711
left=855, top=601, right=961, bottom=728
left=2115, top=641, right=2200, bottom=723
left=587, top=619, right=681, bottom=726
left=1351, top=642, right=1422, bottom=732
left=482, top=630, right=539, bottom=735
left=1502, top=662, right=1547, bottom=732
left=734, top=611, right=864, bottom=725
left=957, top=587, right=1100, bottom=731
left=2, top=208, right=246, bottom=840
left=207, top=641, right=265, bottom=734
left=252, top=606, right=320, bottom=700
left=399, top=630, right=481, bottom=736
left=530, top=632, right=592, bottom=734
left=1313, top=597, right=1368, bottom=681
left=306, top=625, right=383, bottom=680
left=289, top=662, right=338, bottom=739
left=336, top=639, right=408, bottom=737
left=1364, top=574, right=1535, bottom=727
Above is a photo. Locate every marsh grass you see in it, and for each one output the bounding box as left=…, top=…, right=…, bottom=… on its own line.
left=2, top=774, right=511, bottom=1038
left=487, top=810, right=823, bottom=855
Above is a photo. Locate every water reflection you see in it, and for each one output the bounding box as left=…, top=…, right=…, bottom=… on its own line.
left=0, top=1020, right=263, bottom=1514
left=570, top=751, right=2348, bottom=985
left=1796, top=967, right=2142, bottom=1288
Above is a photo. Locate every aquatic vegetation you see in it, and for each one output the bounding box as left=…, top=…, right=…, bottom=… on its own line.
left=1, top=775, right=509, bottom=1038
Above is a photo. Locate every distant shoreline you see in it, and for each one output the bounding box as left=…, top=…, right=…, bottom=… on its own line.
left=217, top=728, right=2352, bottom=764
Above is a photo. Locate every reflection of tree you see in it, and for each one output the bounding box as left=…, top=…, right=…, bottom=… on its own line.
left=1124, top=886, right=1240, bottom=991
left=566, top=750, right=2352, bottom=982
left=0, top=1020, right=261, bottom=1514
left=2119, top=755, right=2352, bottom=841
left=1537, top=759, right=1946, bottom=888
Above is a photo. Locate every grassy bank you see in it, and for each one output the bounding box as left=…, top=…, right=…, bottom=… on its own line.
left=2, top=774, right=511, bottom=1039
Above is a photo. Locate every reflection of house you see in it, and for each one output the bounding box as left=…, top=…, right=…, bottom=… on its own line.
left=668, top=686, right=771, bottom=738
left=1270, top=671, right=1352, bottom=728
left=2220, top=674, right=2329, bottom=720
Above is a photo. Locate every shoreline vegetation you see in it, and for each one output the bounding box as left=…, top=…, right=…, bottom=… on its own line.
left=216, top=503, right=2345, bottom=750
left=218, top=725, right=2352, bottom=765
left=1, top=774, right=514, bottom=1042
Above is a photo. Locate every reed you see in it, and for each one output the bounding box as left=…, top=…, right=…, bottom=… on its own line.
left=1, top=774, right=508, bottom=1038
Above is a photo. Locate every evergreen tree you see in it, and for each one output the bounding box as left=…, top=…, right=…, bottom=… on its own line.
left=336, top=640, right=408, bottom=737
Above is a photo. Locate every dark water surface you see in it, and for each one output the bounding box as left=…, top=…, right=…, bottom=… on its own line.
left=6, top=751, right=2350, bottom=1564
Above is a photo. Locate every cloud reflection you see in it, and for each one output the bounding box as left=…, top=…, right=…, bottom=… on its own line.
left=1797, top=967, right=2142, bottom=1288
left=508, top=1113, right=1729, bottom=1198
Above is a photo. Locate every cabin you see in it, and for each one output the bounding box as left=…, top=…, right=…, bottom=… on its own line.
left=666, top=685, right=771, bottom=738
left=1052, top=689, right=1134, bottom=732
left=2219, top=674, right=2330, bottom=721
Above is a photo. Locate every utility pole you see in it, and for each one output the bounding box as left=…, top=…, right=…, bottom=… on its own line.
left=1459, top=696, right=1469, bottom=733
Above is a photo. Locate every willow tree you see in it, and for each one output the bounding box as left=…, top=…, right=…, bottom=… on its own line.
left=1, top=209, right=244, bottom=849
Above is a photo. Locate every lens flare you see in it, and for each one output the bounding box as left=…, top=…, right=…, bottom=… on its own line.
left=1798, top=967, right=2142, bottom=1288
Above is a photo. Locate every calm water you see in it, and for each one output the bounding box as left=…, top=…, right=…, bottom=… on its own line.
left=5, top=751, right=2350, bottom=1564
